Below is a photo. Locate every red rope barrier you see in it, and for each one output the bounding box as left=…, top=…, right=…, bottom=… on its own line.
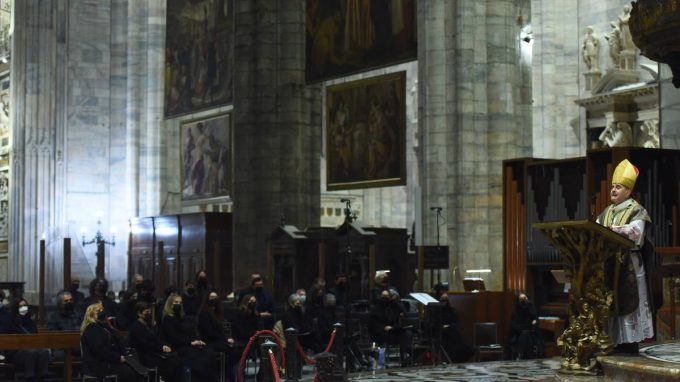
left=238, top=327, right=339, bottom=382
left=237, top=330, right=286, bottom=382
left=296, top=341, right=317, bottom=365
left=268, top=349, right=282, bottom=382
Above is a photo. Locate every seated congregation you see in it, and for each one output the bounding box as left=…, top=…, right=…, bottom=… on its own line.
left=0, top=270, right=544, bottom=381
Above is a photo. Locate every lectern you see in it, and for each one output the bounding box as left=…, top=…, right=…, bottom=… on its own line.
left=534, top=220, right=635, bottom=374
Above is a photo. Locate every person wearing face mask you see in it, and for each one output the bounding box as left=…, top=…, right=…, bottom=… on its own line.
left=160, top=293, right=217, bottom=381
left=198, top=291, right=240, bottom=380
left=195, top=269, right=212, bottom=301
left=230, top=294, right=260, bottom=345
left=252, top=277, right=275, bottom=323
left=296, top=288, right=307, bottom=306
left=84, top=277, right=119, bottom=318
left=198, top=290, right=235, bottom=352
left=182, top=280, right=201, bottom=316
left=368, top=289, right=413, bottom=366
left=6, top=298, right=50, bottom=382
left=506, top=292, right=542, bottom=360
left=130, top=274, right=145, bottom=293
left=47, top=291, right=82, bottom=361
left=47, top=290, right=82, bottom=331
left=81, top=302, right=143, bottom=381
left=237, top=274, right=275, bottom=329
left=129, top=302, right=182, bottom=382
left=282, top=293, right=322, bottom=353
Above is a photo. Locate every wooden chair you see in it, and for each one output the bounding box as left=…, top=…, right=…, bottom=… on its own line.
left=473, top=322, right=503, bottom=361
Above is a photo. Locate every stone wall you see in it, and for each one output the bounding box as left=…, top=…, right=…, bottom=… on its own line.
left=660, top=64, right=680, bottom=149
left=319, top=61, right=418, bottom=230
left=417, top=0, right=531, bottom=291
left=9, top=0, right=165, bottom=298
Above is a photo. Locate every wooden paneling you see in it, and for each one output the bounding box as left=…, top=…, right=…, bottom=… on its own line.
left=447, top=291, right=516, bottom=347
left=129, top=213, right=232, bottom=298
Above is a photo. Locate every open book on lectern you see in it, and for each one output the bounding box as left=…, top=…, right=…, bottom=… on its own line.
left=409, top=292, right=440, bottom=305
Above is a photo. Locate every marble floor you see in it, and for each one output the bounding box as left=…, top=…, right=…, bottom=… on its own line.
left=346, top=359, right=604, bottom=382
left=641, top=342, right=680, bottom=363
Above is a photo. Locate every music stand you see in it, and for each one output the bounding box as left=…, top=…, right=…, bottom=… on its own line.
left=409, top=293, right=452, bottom=365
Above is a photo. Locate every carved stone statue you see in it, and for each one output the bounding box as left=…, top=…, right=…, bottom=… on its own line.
left=582, top=26, right=600, bottom=72
left=637, top=120, right=660, bottom=148
left=604, top=21, right=622, bottom=67
left=618, top=4, right=635, bottom=52
left=599, top=121, right=633, bottom=147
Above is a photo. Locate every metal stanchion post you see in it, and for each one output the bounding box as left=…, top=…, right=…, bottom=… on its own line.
left=284, top=328, right=301, bottom=382
left=260, top=339, right=278, bottom=382
left=330, top=323, right=346, bottom=376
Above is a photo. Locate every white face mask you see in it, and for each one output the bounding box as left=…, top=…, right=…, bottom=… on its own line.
left=299, top=295, right=306, bottom=303
left=18, top=306, right=28, bottom=316
left=1, top=299, right=8, bottom=307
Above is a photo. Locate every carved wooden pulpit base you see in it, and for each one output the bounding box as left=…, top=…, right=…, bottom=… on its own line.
left=534, top=220, right=634, bottom=375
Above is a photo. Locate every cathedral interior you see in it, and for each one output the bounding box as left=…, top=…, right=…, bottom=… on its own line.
left=2, top=0, right=680, bottom=380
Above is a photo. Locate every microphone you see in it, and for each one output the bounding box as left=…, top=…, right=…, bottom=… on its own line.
left=430, top=206, right=443, bottom=211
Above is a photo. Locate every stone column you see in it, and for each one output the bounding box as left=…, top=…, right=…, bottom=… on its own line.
left=233, top=0, right=320, bottom=288
left=418, top=0, right=531, bottom=291
left=417, top=0, right=456, bottom=282
left=9, top=0, right=67, bottom=300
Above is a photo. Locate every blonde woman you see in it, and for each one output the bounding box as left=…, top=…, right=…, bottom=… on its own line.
left=160, top=293, right=216, bottom=380
left=80, top=302, right=142, bottom=381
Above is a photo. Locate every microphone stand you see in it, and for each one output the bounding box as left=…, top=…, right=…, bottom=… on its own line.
left=429, top=207, right=449, bottom=364
left=340, top=199, right=362, bottom=372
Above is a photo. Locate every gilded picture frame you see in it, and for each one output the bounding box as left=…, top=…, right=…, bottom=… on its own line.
left=326, top=71, right=406, bottom=191
left=180, top=113, right=232, bottom=201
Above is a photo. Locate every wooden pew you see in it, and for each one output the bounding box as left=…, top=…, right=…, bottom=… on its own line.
left=0, top=331, right=80, bottom=382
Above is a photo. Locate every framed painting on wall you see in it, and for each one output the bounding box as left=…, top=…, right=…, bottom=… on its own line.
left=326, top=71, right=406, bottom=191
left=165, top=0, right=234, bottom=118
left=181, top=113, right=232, bottom=201
left=306, top=0, right=417, bottom=83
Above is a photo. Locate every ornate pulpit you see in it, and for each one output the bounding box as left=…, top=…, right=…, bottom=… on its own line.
left=534, top=220, right=635, bottom=374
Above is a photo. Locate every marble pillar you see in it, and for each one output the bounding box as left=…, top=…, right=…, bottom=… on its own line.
left=418, top=0, right=531, bottom=291
left=233, top=0, right=320, bottom=288
left=10, top=0, right=66, bottom=300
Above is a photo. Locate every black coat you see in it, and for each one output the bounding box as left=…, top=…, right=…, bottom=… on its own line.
left=129, top=320, right=166, bottom=367
left=81, top=322, right=125, bottom=376
left=160, top=314, right=216, bottom=380
left=182, top=293, right=201, bottom=316
left=229, top=308, right=259, bottom=344
left=198, top=310, right=228, bottom=351
left=46, top=310, right=82, bottom=331
left=282, top=306, right=311, bottom=333
left=368, top=300, right=404, bottom=341
left=509, top=301, right=538, bottom=335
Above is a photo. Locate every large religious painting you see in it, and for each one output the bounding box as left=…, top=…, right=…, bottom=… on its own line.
left=326, top=71, right=406, bottom=191
left=306, top=0, right=417, bottom=83
left=181, top=113, right=231, bottom=201
left=165, top=0, right=233, bottom=118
